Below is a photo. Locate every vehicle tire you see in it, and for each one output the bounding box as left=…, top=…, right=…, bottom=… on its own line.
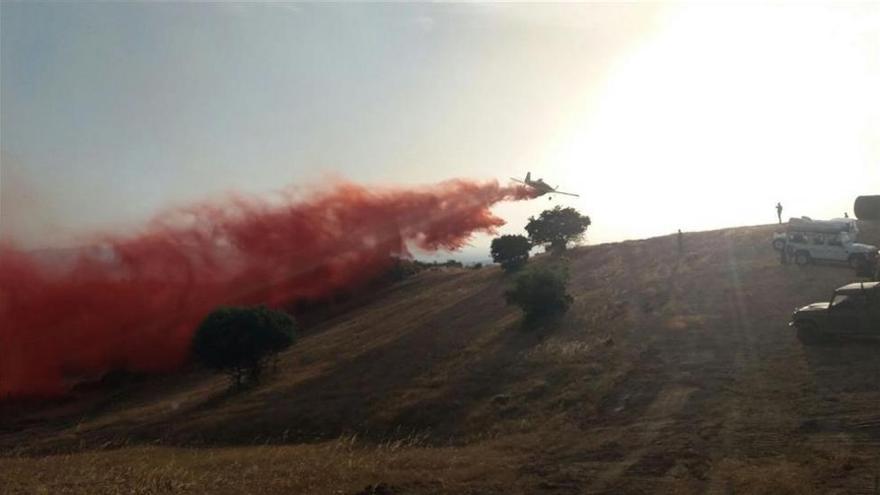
left=794, top=251, right=811, bottom=266
left=772, top=239, right=786, bottom=251
left=796, top=322, right=823, bottom=345
left=848, top=254, right=865, bottom=269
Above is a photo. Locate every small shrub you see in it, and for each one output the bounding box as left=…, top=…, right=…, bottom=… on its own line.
left=384, top=258, right=422, bottom=282
left=504, top=264, right=573, bottom=327
left=192, top=305, right=296, bottom=387
left=491, top=235, right=531, bottom=272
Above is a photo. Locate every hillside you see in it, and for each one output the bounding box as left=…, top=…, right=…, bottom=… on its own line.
left=2, top=223, right=880, bottom=494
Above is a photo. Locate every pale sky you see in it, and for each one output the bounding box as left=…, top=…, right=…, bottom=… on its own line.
left=2, top=2, right=879, bottom=260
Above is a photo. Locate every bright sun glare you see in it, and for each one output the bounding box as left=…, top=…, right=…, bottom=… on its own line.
left=553, top=3, right=879, bottom=243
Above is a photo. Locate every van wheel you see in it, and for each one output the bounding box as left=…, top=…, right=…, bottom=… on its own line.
left=794, top=251, right=811, bottom=266
left=849, top=254, right=865, bottom=269
left=772, top=239, right=786, bottom=251
left=796, top=322, right=823, bottom=345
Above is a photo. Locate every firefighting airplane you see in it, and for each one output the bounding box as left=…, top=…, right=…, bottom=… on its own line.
left=510, top=172, right=580, bottom=199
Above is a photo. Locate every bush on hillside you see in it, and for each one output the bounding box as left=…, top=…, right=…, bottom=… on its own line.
left=384, top=258, right=423, bottom=282
left=504, top=264, right=573, bottom=327
left=491, top=235, right=532, bottom=272
left=193, top=305, right=296, bottom=388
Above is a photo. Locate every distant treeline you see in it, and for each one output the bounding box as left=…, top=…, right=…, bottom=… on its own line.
left=383, top=258, right=481, bottom=281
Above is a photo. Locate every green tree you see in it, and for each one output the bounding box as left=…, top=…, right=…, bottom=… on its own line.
left=525, top=206, right=591, bottom=254
left=504, top=264, right=573, bottom=327
left=490, top=235, right=532, bottom=272
left=192, top=305, right=296, bottom=387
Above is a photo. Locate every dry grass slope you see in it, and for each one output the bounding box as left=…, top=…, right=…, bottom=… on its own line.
left=3, top=222, right=880, bottom=494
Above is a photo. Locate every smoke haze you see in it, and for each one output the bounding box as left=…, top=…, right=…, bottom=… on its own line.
left=0, top=179, right=534, bottom=397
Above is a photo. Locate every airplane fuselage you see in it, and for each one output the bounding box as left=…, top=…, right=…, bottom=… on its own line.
left=525, top=179, right=554, bottom=195
left=510, top=172, right=579, bottom=198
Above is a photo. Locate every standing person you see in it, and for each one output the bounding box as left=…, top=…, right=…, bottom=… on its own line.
left=776, top=202, right=783, bottom=224
left=677, top=229, right=684, bottom=256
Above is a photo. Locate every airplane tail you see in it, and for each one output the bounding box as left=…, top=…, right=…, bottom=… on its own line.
left=525, top=172, right=531, bottom=182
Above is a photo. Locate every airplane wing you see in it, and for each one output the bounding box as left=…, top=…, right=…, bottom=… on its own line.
left=553, top=191, right=580, bottom=197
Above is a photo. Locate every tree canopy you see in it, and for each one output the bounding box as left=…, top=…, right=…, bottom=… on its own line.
left=192, top=305, right=296, bottom=387
left=525, top=206, right=591, bottom=253
left=491, top=234, right=532, bottom=272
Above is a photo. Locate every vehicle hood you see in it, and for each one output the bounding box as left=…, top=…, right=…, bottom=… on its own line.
left=850, top=243, right=878, bottom=252
left=796, top=302, right=829, bottom=313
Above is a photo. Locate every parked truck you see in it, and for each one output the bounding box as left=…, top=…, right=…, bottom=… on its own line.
left=773, top=217, right=877, bottom=268
left=790, top=282, right=880, bottom=344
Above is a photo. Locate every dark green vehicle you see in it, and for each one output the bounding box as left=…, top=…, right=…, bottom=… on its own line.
left=790, top=282, right=880, bottom=344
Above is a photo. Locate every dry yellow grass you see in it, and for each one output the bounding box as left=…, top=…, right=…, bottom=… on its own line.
left=0, top=437, right=527, bottom=494
left=4, top=223, right=880, bottom=494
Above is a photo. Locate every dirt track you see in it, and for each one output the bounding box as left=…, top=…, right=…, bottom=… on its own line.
left=3, top=223, right=880, bottom=494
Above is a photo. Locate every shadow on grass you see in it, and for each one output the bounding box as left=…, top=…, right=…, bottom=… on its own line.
left=44, top=276, right=552, bottom=452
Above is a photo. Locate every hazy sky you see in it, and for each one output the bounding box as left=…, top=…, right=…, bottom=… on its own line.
left=2, top=2, right=879, bottom=259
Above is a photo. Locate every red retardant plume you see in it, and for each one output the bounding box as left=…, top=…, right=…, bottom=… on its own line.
left=0, top=179, right=536, bottom=398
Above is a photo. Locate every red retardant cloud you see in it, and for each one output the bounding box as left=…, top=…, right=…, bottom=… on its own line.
left=0, top=179, right=536, bottom=398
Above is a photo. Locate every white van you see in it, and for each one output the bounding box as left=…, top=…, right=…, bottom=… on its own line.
left=778, top=218, right=877, bottom=267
